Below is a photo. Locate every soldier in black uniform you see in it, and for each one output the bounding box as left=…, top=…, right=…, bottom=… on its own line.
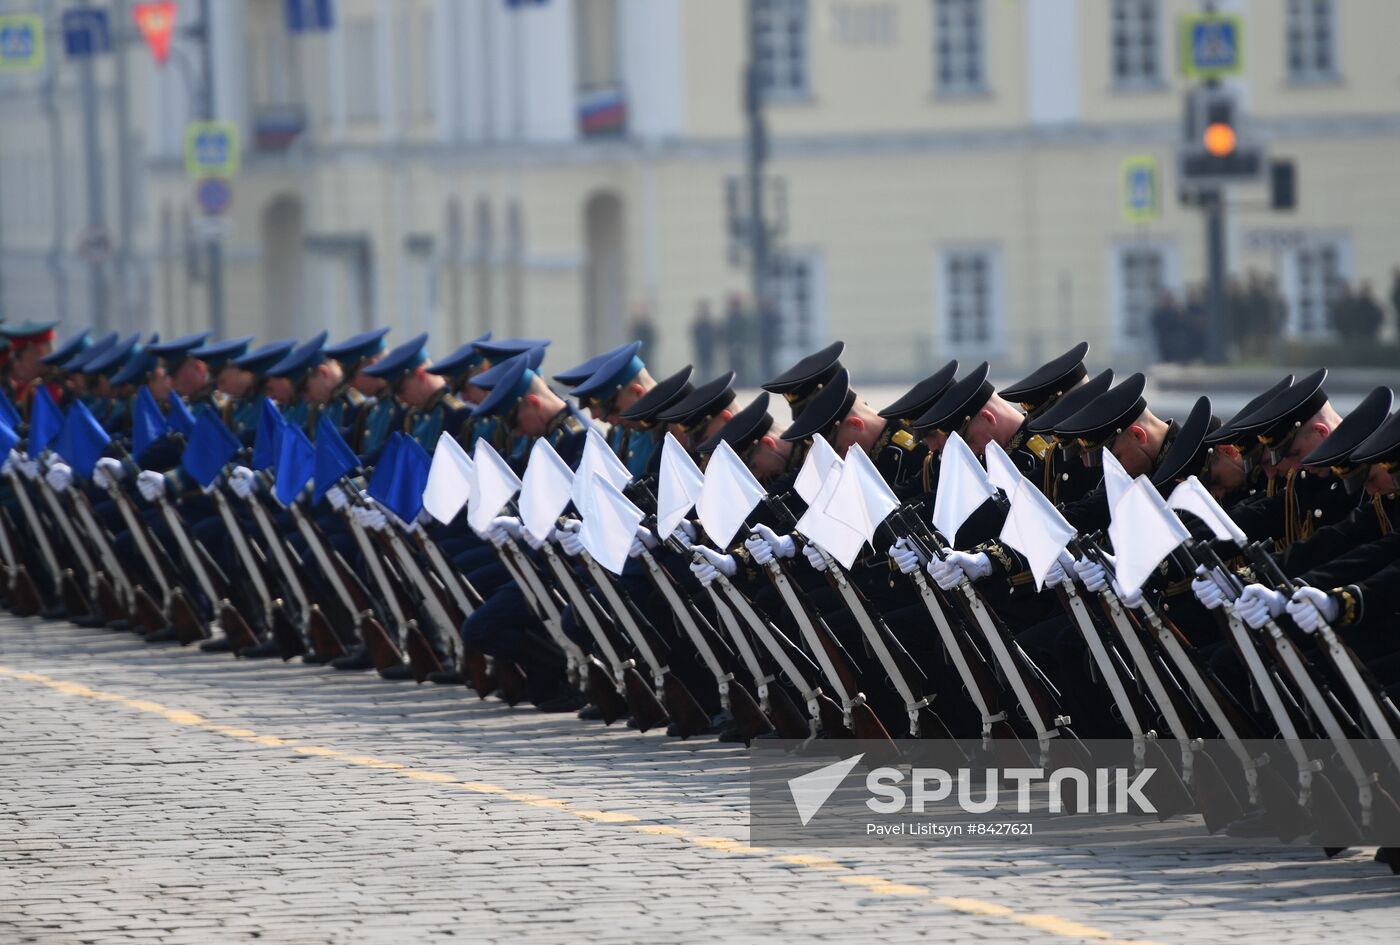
left=877, top=359, right=959, bottom=501
left=654, top=371, right=738, bottom=453
left=616, top=365, right=694, bottom=481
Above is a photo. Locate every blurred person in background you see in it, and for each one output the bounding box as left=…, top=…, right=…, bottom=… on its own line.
left=691, top=300, right=717, bottom=378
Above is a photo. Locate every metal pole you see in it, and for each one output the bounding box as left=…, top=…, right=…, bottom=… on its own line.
left=78, top=4, right=109, bottom=333
left=744, top=0, right=769, bottom=316
left=1205, top=187, right=1226, bottom=364
left=112, top=0, right=137, bottom=333
left=200, top=0, right=225, bottom=337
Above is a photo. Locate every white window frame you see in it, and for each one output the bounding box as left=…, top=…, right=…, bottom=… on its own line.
left=1107, top=238, right=1180, bottom=352
left=1280, top=233, right=1351, bottom=338
left=935, top=245, right=1003, bottom=358
left=932, top=0, right=986, bottom=97
left=1109, top=0, right=1164, bottom=90
left=754, top=0, right=810, bottom=102
left=1286, top=0, right=1339, bottom=84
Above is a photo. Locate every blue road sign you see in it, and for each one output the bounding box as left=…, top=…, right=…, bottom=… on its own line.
left=1121, top=157, right=1159, bottom=224
left=0, top=14, right=44, bottom=72
left=1181, top=14, right=1243, bottom=78
left=62, top=8, right=112, bottom=58
left=195, top=179, right=232, bottom=216
left=286, top=0, right=335, bottom=33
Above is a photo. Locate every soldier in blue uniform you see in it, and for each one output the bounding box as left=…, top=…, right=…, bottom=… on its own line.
left=615, top=365, right=694, bottom=480
left=221, top=338, right=299, bottom=441
left=455, top=351, right=589, bottom=709
left=263, top=332, right=334, bottom=435
left=568, top=341, right=658, bottom=476
left=362, top=333, right=470, bottom=456
left=321, top=328, right=393, bottom=454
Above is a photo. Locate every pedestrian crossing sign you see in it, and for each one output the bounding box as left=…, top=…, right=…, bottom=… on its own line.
left=0, top=14, right=44, bottom=73
left=1180, top=13, right=1243, bottom=79
left=184, top=121, right=241, bottom=179
left=1121, top=156, right=1159, bottom=224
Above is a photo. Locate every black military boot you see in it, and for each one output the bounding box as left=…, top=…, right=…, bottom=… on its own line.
left=238, top=638, right=282, bottom=659
left=330, top=645, right=373, bottom=671
left=200, top=635, right=235, bottom=653
left=143, top=625, right=179, bottom=643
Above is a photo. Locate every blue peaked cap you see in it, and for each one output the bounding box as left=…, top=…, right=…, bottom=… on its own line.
left=266, top=330, right=328, bottom=379
left=362, top=332, right=430, bottom=383
left=570, top=341, right=644, bottom=401
left=471, top=352, right=538, bottom=418
left=552, top=350, right=611, bottom=387
left=41, top=330, right=91, bottom=367
left=84, top=333, right=141, bottom=378
left=108, top=334, right=162, bottom=386
left=63, top=332, right=118, bottom=372
left=234, top=338, right=298, bottom=374
left=148, top=331, right=214, bottom=363
left=189, top=335, right=254, bottom=370
left=427, top=332, right=493, bottom=379
left=324, top=328, right=391, bottom=364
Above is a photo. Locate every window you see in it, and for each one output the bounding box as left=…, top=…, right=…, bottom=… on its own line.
left=1117, top=246, right=1166, bottom=345
left=1111, top=0, right=1160, bottom=87
left=933, top=0, right=984, bottom=95
left=575, top=0, right=621, bottom=90
left=344, top=17, right=377, bottom=122
left=753, top=0, right=809, bottom=100
left=769, top=252, right=821, bottom=353
left=939, top=248, right=999, bottom=351
left=1287, top=0, right=1337, bottom=82
left=1288, top=239, right=1347, bottom=337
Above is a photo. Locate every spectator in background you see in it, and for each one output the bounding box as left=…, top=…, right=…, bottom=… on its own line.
left=1390, top=267, right=1400, bottom=337
left=724, top=293, right=750, bottom=384
left=1183, top=286, right=1208, bottom=361
left=691, top=300, right=717, bottom=378
left=630, top=303, right=657, bottom=363
left=756, top=295, right=781, bottom=381
left=1333, top=280, right=1384, bottom=342
left=1151, top=288, right=1183, bottom=363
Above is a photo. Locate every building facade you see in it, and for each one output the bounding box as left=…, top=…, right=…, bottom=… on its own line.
left=1, top=0, right=1397, bottom=378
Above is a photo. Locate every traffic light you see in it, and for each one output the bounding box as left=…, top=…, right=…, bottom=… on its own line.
left=1180, top=87, right=1262, bottom=183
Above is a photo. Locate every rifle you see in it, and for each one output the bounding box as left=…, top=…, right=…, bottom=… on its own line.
left=0, top=508, right=42, bottom=616
left=907, top=510, right=1089, bottom=771
left=1193, top=541, right=1354, bottom=842
left=1244, top=540, right=1400, bottom=839
left=1076, top=537, right=1246, bottom=828
left=539, top=540, right=668, bottom=731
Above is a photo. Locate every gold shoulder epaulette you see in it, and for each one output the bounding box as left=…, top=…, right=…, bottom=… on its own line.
left=892, top=429, right=916, bottom=451
left=442, top=393, right=467, bottom=411
left=1025, top=434, right=1052, bottom=460
left=562, top=415, right=586, bottom=434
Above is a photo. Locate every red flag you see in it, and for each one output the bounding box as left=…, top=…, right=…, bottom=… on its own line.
left=133, top=1, right=176, bottom=65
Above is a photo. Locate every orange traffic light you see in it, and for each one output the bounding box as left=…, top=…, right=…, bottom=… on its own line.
left=1203, top=122, right=1237, bottom=157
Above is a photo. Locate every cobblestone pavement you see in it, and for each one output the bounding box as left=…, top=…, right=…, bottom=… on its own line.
left=2, top=616, right=1398, bottom=945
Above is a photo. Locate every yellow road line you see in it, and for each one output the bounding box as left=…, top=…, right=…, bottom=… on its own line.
left=0, top=663, right=1165, bottom=945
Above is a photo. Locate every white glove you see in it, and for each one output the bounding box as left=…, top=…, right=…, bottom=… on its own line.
left=928, top=550, right=991, bottom=590
left=1286, top=586, right=1339, bottom=634
left=16, top=455, right=39, bottom=481
left=1191, top=570, right=1226, bottom=611
left=1073, top=554, right=1110, bottom=593
left=1235, top=583, right=1287, bottom=629
left=136, top=470, right=167, bottom=503
left=228, top=466, right=257, bottom=500
left=522, top=526, right=547, bottom=551
left=45, top=463, right=72, bottom=493
left=485, top=515, right=522, bottom=549
left=416, top=507, right=435, bottom=528
left=352, top=504, right=386, bottom=532
left=325, top=485, right=348, bottom=512
left=744, top=523, right=793, bottom=567
left=93, top=457, right=124, bottom=490
left=634, top=525, right=659, bottom=551
left=1117, top=584, right=1144, bottom=609
left=1, top=449, right=16, bottom=475
left=557, top=525, right=586, bottom=557
left=689, top=545, right=736, bottom=586
left=1042, top=550, right=1076, bottom=589
left=802, top=542, right=829, bottom=572
left=675, top=520, right=698, bottom=544
left=888, top=537, right=925, bottom=575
